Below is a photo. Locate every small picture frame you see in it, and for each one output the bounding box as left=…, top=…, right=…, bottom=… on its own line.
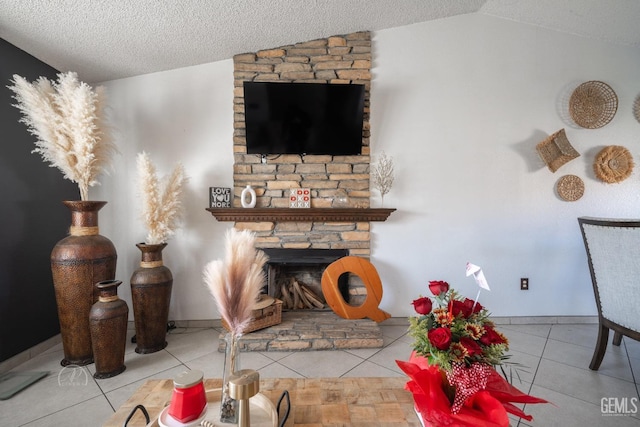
left=289, top=188, right=311, bottom=208
left=209, top=187, right=231, bottom=208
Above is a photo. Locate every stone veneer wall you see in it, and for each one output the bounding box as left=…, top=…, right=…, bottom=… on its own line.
left=232, top=31, right=372, bottom=256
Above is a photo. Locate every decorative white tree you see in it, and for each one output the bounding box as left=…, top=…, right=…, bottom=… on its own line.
left=371, top=151, right=395, bottom=206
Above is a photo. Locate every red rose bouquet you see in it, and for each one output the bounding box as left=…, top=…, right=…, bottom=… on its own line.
left=399, top=280, right=548, bottom=426
left=409, top=281, right=508, bottom=373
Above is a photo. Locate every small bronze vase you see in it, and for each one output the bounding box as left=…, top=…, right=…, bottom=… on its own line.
left=51, top=201, right=117, bottom=366
left=130, top=243, right=173, bottom=353
left=89, top=280, right=128, bottom=379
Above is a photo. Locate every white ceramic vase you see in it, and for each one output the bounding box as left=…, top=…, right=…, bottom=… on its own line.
left=240, top=185, right=256, bottom=208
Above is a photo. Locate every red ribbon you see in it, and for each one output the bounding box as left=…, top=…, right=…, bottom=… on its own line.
left=397, top=352, right=548, bottom=426
left=446, top=363, right=492, bottom=413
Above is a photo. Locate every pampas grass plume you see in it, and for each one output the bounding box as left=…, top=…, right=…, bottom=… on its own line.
left=8, top=71, right=117, bottom=200
left=136, top=151, right=188, bottom=244
left=203, top=229, right=268, bottom=336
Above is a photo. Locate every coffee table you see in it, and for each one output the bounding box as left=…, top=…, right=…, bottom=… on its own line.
left=103, top=377, right=421, bottom=426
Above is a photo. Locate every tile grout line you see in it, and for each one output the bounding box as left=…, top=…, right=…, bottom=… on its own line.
left=340, top=332, right=403, bottom=378
left=18, top=365, right=110, bottom=427
left=622, top=338, right=640, bottom=400
left=516, top=324, right=552, bottom=427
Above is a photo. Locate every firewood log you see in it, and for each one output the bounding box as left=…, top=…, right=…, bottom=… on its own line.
left=293, top=280, right=314, bottom=308
left=301, top=284, right=325, bottom=309
left=292, top=279, right=302, bottom=309
left=281, top=283, right=293, bottom=308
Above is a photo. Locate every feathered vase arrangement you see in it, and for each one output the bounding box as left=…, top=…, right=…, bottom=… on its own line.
left=9, top=72, right=118, bottom=366
left=203, top=229, right=268, bottom=423
left=136, top=151, right=187, bottom=245
left=130, top=152, right=188, bottom=353
left=8, top=71, right=117, bottom=201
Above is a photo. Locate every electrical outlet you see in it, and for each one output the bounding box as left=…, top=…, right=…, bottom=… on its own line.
left=520, top=278, right=529, bottom=290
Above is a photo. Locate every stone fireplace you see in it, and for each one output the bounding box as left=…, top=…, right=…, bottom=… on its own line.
left=213, top=31, right=390, bottom=352
left=231, top=31, right=373, bottom=256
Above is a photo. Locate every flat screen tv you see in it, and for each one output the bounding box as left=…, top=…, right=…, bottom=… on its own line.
left=243, top=81, right=365, bottom=155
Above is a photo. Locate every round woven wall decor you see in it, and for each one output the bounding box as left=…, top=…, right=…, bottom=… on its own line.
left=594, top=145, right=634, bottom=183
left=569, top=81, right=618, bottom=129
left=556, top=175, right=584, bottom=201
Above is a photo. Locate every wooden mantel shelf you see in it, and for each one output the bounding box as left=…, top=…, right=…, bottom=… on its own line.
left=205, top=207, right=396, bottom=222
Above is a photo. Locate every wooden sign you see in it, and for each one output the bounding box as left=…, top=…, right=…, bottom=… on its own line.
left=209, top=187, right=231, bottom=208
left=289, top=188, right=310, bottom=208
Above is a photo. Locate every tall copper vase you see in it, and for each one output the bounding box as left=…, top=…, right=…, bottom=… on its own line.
left=89, top=280, right=128, bottom=378
left=51, top=201, right=117, bottom=366
left=130, top=243, right=172, bottom=354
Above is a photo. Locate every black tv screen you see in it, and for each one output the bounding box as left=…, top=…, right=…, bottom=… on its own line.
left=243, top=81, right=365, bottom=155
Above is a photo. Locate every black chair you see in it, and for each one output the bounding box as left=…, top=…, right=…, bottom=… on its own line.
left=578, top=217, right=640, bottom=370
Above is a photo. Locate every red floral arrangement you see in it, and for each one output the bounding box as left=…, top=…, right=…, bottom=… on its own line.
left=409, top=281, right=509, bottom=373
left=397, top=280, right=548, bottom=426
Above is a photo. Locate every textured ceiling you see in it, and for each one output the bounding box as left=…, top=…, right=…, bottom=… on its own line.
left=1, top=0, right=639, bottom=83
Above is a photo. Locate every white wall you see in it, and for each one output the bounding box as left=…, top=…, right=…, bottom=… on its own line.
left=95, top=60, right=235, bottom=321
left=94, top=14, right=640, bottom=320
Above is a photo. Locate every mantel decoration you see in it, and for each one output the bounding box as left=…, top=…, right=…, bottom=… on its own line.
left=240, top=185, right=257, bottom=208
left=9, top=72, right=118, bottom=366
left=289, top=188, right=310, bottom=208
left=210, top=187, right=231, bottom=208
left=397, top=265, right=548, bottom=426
left=203, top=229, right=268, bottom=423
left=593, top=145, right=634, bottom=184
left=371, top=151, right=395, bottom=206
left=130, top=152, right=187, bottom=353
left=569, top=80, right=618, bottom=129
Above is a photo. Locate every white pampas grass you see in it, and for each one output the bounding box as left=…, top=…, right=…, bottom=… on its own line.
left=136, top=151, right=188, bottom=244
left=371, top=151, right=395, bottom=206
left=8, top=72, right=117, bottom=200
left=203, top=229, right=268, bottom=336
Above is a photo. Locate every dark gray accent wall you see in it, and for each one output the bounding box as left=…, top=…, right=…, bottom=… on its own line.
left=1, top=39, right=78, bottom=362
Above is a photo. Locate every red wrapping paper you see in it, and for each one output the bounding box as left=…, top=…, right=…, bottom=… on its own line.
left=397, top=352, right=548, bottom=426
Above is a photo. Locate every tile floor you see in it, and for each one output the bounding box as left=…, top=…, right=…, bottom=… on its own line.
left=2, top=320, right=640, bottom=426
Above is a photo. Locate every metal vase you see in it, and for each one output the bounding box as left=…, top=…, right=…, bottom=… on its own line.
left=50, top=201, right=117, bottom=366
left=130, top=243, right=173, bottom=354
left=89, top=280, right=128, bottom=378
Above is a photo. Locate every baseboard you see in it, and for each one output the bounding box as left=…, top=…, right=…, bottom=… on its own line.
left=491, top=315, right=598, bottom=325
left=2, top=315, right=598, bottom=373
left=0, top=334, right=62, bottom=374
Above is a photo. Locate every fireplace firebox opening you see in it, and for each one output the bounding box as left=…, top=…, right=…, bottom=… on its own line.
left=262, top=248, right=352, bottom=310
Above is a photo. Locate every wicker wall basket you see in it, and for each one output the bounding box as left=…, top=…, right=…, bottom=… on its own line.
left=536, top=129, right=580, bottom=172
left=556, top=175, right=584, bottom=201
left=594, top=145, right=634, bottom=183
left=569, top=81, right=618, bottom=129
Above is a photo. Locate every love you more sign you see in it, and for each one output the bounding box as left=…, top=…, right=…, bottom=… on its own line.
left=210, top=187, right=231, bottom=208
